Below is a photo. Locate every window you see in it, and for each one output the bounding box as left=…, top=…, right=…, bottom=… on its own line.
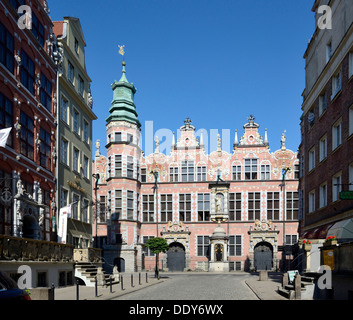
left=326, top=42, right=332, bottom=63
left=99, top=196, right=106, bottom=223
left=73, top=109, right=79, bottom=134
left=308, top=147, right=315, bottom=171
left=61, top=137, right=68, bottom=165
left=68, top=61, right=74, bottom=83
left=294, top=164, right=300, bottom=179
left=169, top=167, right=178, bottom=182
left=349, top=163, right=353, bottom=191
left=197, top=236, right=210, bottom=257
left=229, top=236, right=242, bottom=256
left=40, top=128, right=51, bottom=170
left=0, top=93, right=13, bottom=147
left=179, top=194, right=191, bottom=221
left=349, top=106, right=353, bottom=136
left=308, top=190, right=315, bottom=213
left=161, top=194, right=173, bottom=222
left=60, top=188, right=68, bottom=208
left=286, top=192, right=299, bottom=220
left=127, top=191, right=134, bottom=219
left=197, top=166, right=207, bottom=181
left=114, top=190, right=122, bottom=220
left=74, top=38, right=79, bottom=54
left=319, top=135, right=327, bottom=162
left=331, top=69, right=342, bottom=100
left=127, top=156, right=134, bottom=178
left=267, top=192, right=279, bottom=220
left=143, top=194, right=154, bottom=222
left=83, top=156, right=89, bottom=178
left=115, top=155, right=122, bottom=177
left=0, top=22, right=14, bottom=73
left=8, top=0, right=25, bottom=11
left=229, top=193, right=241, bottom=221
left=127, top=133, right=133, bottom=143
left=141, top=168, right=147, bottom=182
left=61, top=96, right=69, bottom=123
left=78, top=76, right=84, bottom=96
left=181, top=161, right=194, bottom=182
left=20, top=50, right=35, bottom=94
left=248, top=192, right=260, bottom=220
left=319, top=183, right=327, bottom=208
left=232, top=165, right=241, bottom=180
left=40, top=73, right=52, bottom=111
left=350, top=52, right=353, bottom=78
left=332, top=119, right=342, bottom=150
left=115, top=132, right=122, bottom=142
left=285, top=235, right=298, bottom=245
left=31, top=13, right=44, bottom=46
left=72, top=194, right=80, bottom=220
left=319, top=92, right=327, bottom=115
left=83, top=119, right=89, bottom=142
left=82, top=199, right=89, bottom=223
left=261, top=164, right=270, bottom=180
left=332, top=172, right=342, bottom=202
left=308, top=109, right=315, bottom=130
left=245, top=159, right=258, bottom=180
left=143, top=236, right=155, bottom=256
left=20, top=112, right=34, bottom=160
left=73, top=147, right=79, bottom=172
left=37, top=272, right=47, bottom=287
left=197, top=193, right=210, bottom=221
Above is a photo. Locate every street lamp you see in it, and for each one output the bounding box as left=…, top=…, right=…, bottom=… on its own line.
left=150, top=169, right=159, bottom=278
left=92, top=173, right=100, bottom=248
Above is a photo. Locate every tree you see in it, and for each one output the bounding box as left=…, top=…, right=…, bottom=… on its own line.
left=145, top=237, right=169, bottom=279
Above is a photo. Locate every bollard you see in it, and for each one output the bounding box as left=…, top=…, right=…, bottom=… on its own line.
left=51, top=283, right=55, bottom=300
left=109, top=275, right=113, bottom=293
left=121, top=275, right=124, bottom=290
left=146, top=272, right=148, bottom=283
left=139, top=272, right=141, bottom=285
left=76, top=279, right=80, bottom=300
left=95, top=276, right=98, bottom=297
left=131, top=274, right=134, bottom=287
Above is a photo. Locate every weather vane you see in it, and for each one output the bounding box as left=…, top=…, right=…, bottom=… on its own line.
left=118, top=45, right=125, bottom=59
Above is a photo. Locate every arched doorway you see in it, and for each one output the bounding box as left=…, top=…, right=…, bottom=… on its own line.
left=254, top=241, right=273, bottom=271
left=114, top=257, right=125, bottom=272
left=167, top=242, right=185, bottom=272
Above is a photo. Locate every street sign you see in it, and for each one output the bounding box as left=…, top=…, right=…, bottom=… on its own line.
left=339, top=191, right=353, bottom=200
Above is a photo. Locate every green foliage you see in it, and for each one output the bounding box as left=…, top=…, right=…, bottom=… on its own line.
left=145, top=237, right=169, bottom=254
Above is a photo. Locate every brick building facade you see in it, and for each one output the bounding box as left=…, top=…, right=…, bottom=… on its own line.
left=0, top=0, right=59, bottom=241
left=93, top=61, right=300, bottom=273
left=299, top=0, right=353, bottom=271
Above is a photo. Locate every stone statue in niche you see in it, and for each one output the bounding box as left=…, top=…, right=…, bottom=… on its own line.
left=216, top=193, right=224, bottom=213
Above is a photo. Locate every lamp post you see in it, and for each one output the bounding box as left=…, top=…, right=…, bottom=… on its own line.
left=151, top=169, right=159, bottom=278
left=281, top=167, right=290, bottom=271
left=92, top=173, right=100, bottom=248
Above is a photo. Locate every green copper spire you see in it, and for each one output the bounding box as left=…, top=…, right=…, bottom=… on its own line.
left=106, top=61, right=141, bottom=128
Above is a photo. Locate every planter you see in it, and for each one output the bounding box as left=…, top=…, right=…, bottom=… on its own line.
left=324, top=240, right=338, bottom=246
left=303, top=243, right=312, bottom=251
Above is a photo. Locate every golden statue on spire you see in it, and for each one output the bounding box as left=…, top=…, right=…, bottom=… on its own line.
left=118, top=45, right=125, bottom=57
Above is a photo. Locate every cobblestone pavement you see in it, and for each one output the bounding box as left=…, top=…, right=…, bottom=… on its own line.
left=114, top=272, right=259, bottom=300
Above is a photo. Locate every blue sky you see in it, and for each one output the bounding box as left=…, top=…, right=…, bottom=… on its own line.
left=48, top=0, right=315, bottom=155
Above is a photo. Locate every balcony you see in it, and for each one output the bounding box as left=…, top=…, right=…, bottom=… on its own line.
left=0, top=235, right=74, bottom=262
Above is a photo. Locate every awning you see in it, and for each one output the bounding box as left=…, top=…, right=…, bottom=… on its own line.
left=69, top=229, right=92, bottom=240
left=300, top=223, right=334, bottom=240
left=326, top=218, right=353, bottom=240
